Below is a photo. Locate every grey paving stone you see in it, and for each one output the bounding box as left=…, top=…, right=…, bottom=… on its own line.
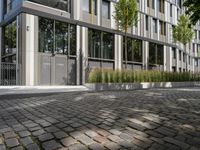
left=61, top=137, right=78, bottom=147
left=42, top=140, right=62, bottom=150
left=89, top=142, right=105, bottom=150
left=32, top=129, right=46, bottom=136
left=68, top=143, right=88, bottom=150
left=4, top=131, right=17, bottom=139
left=85, top=130, right=98, bottom=138
left=20, top=137, right=34, bottom=146
left=5, top=138, right=20, bottom=148
left=11, top=146, right=24, bottom=150
left=164, top=137, right=190, bottom=149
left=38, top=133, right=54, bottom=142
left=104, top=142, right=121, bottom=150
left=54, top=131, right=68, bottom=139
left=26, top=143, right=40, bottom=150
left=76, top=135, right=95, bottom=145
left=18, top=130, right=31, bottom=137
left=0, top=145, right=6, bottom=150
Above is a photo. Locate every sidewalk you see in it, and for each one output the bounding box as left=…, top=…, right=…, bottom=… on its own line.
left=0, top=86, right=91, bottom=96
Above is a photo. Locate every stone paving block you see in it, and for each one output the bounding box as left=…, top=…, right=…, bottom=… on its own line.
left=85, top=130, right=98, bottom=138
left=42, top=140, right=62, bottom=150
left=61, top=137, right=78, bottom=147
left=76, top=135, right=95, bottom=145
left=164, top=137, right=190, bottom=149
left=108, top=135, right=123, bottom=143
left=25, top=143, right=40, bottom=150
left=4, top=131, right=17, bottom=139
left=18, top=130, right=31, bottom=138
left=93, top=135, right=110, bottom=144
left=104, top=142, right=121, bottom=150
left=119, top=133, right=134, bottom=142
left=11, top=146, right=24, bottom=150
left=38, top=133, right=54, bottom=142
left=54, top=131, right=68, bottom=139
left=5, top=138, right=20, bottom=148
left=68, top=143, right=88, bottom=150
left=32, top=129, right=46, bottom=136
left=89, top=142, right=105, bottom=150
left=109, top=129, right=121, bottom=136
left=20, top=136, right=34, bottom=146
left=0, top=144, right=6, bottom=150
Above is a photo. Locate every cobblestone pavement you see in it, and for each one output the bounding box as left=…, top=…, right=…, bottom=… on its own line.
left=0, top=88, right=200, bottom=150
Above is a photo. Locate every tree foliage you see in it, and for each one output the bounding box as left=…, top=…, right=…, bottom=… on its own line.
left=184, top=0, right=200, bottom=25
left=114, top=0, right=138, bottom=69
left=114, top=0, right=138, bottom=31
left=173, top=15, right=193, bottom=46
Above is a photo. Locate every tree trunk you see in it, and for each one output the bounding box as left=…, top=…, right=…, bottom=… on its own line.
left=125, top=31, right=128, bottom=69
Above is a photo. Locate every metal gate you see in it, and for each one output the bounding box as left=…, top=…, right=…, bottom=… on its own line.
left=0, top=63, right=18, bottom=85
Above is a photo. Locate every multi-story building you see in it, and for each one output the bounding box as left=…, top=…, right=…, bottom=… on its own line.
left=0, top=0, right=200, bottom=86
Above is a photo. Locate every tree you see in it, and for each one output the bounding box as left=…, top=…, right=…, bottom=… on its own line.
left=183, top=0, right=200, bottom=25
left=173, top=14, right=194, bottom=71
left=114, top=0, right=138, bottom=69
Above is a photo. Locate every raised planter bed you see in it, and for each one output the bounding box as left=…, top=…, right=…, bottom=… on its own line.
left=85, top=82, right=200, bottom=91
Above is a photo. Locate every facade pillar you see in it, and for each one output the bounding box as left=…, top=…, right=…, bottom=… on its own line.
left=176, top=48, right=179, bottom=72
left=76, top=25, right=81, bottom=85
left=114, top=34, right=122, bottom=70
left=0, top=27, right=2, bottom=83
left=24, top=14, right=37, bottom=86
left=163, top=45, right=167, bottom=71
left=143, top=41, right=148, bottom=70
left=80, top=27, right=88, bottom=85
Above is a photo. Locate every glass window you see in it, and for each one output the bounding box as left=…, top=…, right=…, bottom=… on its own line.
left=149, top=43, right=156, bottom=64
left=123, top=38, right=142, bottom=62
left=102, top=32, right=114, bottom=59
left=69, top=25, right=76, bottom=55
left=39, top=17, right=76, bottom=55
left=102, top=0, right=110, bottom=19
left=88, top=29, right=101, bottom=58
left=3, top=20, right=17, bottom=56
left=146, top=15, right=149, bottom=31
left=153, top=18, right=157, bottom=33
left=39, top=17, right=54, bottom=53
left=152, top=0, right=155, bottom=9
left=28, top=0, right=71, bottom=12
left=83, top=0, right=90, bottom=12
left=149, top=43, right=163, bottom=65
left=172, top=47, right=176, bottom=59
left=55, top=21, right=68, bottom=55
left=179, top=50, right=181, bottom=61
left=157, top=44, right=163, bottom=65
left=147, top=0, right=149, bottom=7
left=88, top=29, right=114, bottom=59
left=170, top=4, right=172, bottom=17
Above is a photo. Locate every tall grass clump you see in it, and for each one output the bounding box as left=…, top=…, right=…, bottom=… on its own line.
left=88, top=68, right=200, bottom=83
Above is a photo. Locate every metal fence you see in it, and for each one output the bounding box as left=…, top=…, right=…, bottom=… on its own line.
left=0, top=63, right=17, bottom=85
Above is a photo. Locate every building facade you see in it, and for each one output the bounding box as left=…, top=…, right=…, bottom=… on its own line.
left=0, top=0, right=200, bottom=86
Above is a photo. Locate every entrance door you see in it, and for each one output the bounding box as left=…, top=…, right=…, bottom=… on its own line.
left=39, top=53, right=67, bottom=85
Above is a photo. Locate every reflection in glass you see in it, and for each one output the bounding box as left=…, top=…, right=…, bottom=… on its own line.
left=55, top=21, right=68, bottom=54
left=102, top=0, right=110, bottom=19
left=69, top=25, right=76, bottom=55
left=88, top=29, right=101, bottom=58
left=39, top=18, right=54, bottom=53
left=3, top=20, right=17, bottom=56
left=28, top=0, right=71, bottom=12
left=102, top=32, right=114, bottom=59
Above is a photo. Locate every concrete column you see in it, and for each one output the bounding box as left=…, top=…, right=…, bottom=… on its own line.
left=25, top=14, right=36, bottom=86
left=81, top=27, right=88, bottom=84
left=114, top=34, right=122, bottom=70
left=97, top=0, right=101, bottom=26
left=76, top=25, right=81, bottom=85
left=176, top=48, right=179, bottom=72
left=166, top=46, right=172, bottom=71
left=73, top=0, right=80, bottom=20
left=143, top=41, right=148, bottom=70
left=163, top=45, right=167, bottom=71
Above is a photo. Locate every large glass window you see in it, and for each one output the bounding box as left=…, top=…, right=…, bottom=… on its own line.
left=3, top=20, right=17, bottom=56
left=39, top=18, right=54, bottom=53
left=102, top=0, right=110, bottom=19
left=153, top=18, right=157, bottom=33
left=88, top=29, right=101, bottom=58
left=123, top=37, right=142, bottom=62
left=149, top=42, right=163, bottom=65
left=83, top=0, right=97, bottom=15
left=28, top=0, right=71, bottom=12
left=88, top=29, right=114, bottom=59
left=102, top=32, right=114, bottom=59
left=39, top=17, right=76, bottom=55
